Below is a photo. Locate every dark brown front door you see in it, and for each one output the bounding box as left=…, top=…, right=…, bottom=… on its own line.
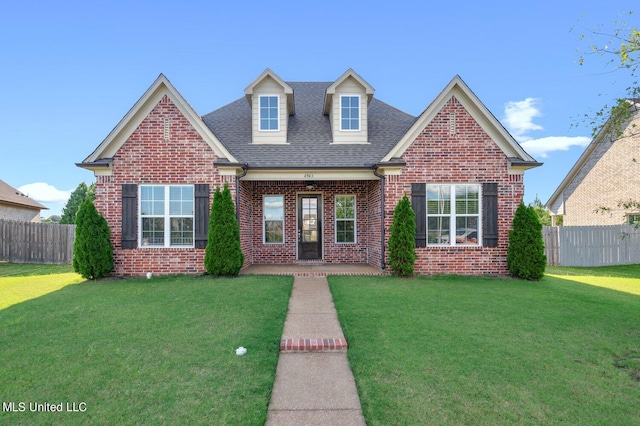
left=298, top=195, right=322, bottom=260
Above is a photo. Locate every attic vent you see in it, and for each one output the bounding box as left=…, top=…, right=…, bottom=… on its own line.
left=449, top=113, right=456, bottom=135
left=163, top=118, right=170, bottom=141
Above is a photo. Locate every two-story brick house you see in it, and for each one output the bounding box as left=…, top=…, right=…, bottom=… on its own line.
left=77, top=69, right=540, bottom=276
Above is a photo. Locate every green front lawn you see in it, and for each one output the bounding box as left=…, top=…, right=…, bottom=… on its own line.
left=0, top=262, right=83, bottom=310
left=330, top=267, right=640, bottom=425
left=0, top=265, right=292, bottom=425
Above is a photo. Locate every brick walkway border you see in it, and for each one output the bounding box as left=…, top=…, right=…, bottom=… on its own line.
left=280, top=337, right=348, bottom=352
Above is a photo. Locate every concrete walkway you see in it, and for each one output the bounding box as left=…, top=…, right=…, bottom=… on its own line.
left=264, top=273, right=368, bottom=425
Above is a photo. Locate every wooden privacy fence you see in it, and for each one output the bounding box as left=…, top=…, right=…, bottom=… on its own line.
left=0, top=219, right=75, bottom=264
left=543, top=225, right=640, bottom=267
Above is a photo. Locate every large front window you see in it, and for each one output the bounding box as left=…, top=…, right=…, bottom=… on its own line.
left=140, top=185, right=194, bottom=247
left=259, top=95, right=279, bottom=131
left=340, top=95, right=360, bottom=130
left=427, top=184, right=480, bottom=245
left=335, top=195, right=356, bottom=243
left=264, top=195, right=284, bottom=243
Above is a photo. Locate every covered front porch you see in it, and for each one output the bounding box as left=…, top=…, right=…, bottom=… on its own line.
left=234, top=175, right=386, bottom=270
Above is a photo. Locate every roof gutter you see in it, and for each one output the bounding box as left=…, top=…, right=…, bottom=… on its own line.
left=372, top=164, right=386, bottom=270
left=241, top=165, right=375, bottom=171
left=235, top=164, right=249, bottom=222
left=507, top=158, right=543, bottom=171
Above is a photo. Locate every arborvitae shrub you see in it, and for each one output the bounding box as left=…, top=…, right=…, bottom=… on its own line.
left=60, top=182, right=95, bottom=224
left=507, top=203, right=546, bottom=280
left=388, top=194, right=417, bottom=277
left=73, top=198, right=113, bottom=280
left=204, top=184, right=244, bottom=276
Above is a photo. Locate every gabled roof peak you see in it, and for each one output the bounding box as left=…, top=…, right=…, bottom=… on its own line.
left=243, top=68, right=294, bottom=96
left=325, top=68, right=375, bottom=95
left=243, top=68, right=294, bottom=115
left=78, top=73, right=237, bottom=170
left=323, top=69, right=375, bottom=115
left=382, top=74, right=540, bottom=168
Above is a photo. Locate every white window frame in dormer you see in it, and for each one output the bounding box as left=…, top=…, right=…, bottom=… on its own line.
left=259, top=95, right=280, bottom=131
left=340, top=95, right=360, bottom=131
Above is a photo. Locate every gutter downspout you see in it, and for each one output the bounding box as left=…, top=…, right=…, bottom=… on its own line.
left=235, top=164, right=249, bottom=222
left=373, top=165, right=386, bottom=270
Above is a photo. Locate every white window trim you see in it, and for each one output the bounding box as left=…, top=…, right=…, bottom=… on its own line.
left=335, top=194, right=357, bottom=244
left=340, top=95, right=361, bottom=131
left=426, top=183, right=482, bottom=247
left=259, top=95, right=280, bottom=132
left=263, top=195, right=285, bottom=244
left=139, top=184, right=195, bottom=248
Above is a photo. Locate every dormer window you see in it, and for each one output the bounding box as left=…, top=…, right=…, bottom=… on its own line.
left=259, top=95, right=279, bottom=131
left=341, top=96, right=360, bottom=131
left=324, top=69, right=374, bottom=144
left=244, top=69, right=293, bottom=144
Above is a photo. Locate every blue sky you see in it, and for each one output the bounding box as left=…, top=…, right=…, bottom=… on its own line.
left=0, top=0, right=636, bottom=216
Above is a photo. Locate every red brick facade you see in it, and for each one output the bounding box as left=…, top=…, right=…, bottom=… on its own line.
left=95, top=95, right=229, bottom=275
left=237, top=180, right=378, bottom=267
left=93, top=94, right=524, bottom=276
left=387, top=96, right=524, bottom=275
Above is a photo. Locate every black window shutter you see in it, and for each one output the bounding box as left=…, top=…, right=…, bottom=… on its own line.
left=194, top=184, right=210, bottom=249
left=482, top=183, right=498, bottom=247
left=411, top=183, right=427, bottom=247
left=121, top=184, right=138, bottom=249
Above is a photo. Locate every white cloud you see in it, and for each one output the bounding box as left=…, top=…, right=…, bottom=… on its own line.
left=18, top=182, right=71, bottom=204
left=503, top=98, right=592, bottom=158
left=503, top=98, right=543, bottom=139
left=520, top=136, right=592, bottom=158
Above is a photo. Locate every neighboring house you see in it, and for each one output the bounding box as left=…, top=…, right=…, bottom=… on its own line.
left=0, top=179, right=48, bottom=222
left=77, top=69, right=540, bottom=276
left=546, top=101, right=640, bottom=226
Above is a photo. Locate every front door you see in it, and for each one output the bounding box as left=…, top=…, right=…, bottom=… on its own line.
left=298, top=195, right=322, bottom=260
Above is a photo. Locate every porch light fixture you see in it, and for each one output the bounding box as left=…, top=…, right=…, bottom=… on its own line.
left=305, top=181, right=316, bottom=190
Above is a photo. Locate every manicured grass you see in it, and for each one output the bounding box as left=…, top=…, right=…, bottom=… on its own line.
left=330, top=267, right=640, bottom=425
left=0, top=270, right=292, bottom=425
left=0, top=262, right=84, bottom=310
left=547, top=264, right=640, bottom=295
left=0, top=262, right=76, bottom=277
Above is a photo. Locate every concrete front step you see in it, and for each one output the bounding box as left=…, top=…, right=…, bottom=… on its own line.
left=280, top=337, right=348, bottom=352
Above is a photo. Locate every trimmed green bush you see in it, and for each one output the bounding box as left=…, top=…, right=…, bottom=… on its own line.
left=507, top=202, right=546, bottom=280
left=388, top=194, right=417, bottom=277
left=204, top=184, right=244, bottom=276
left=73, top=198, right=113, bottom=280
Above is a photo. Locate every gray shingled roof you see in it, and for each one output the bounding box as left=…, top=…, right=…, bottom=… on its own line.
left=201, top=82, right=417, bottom=168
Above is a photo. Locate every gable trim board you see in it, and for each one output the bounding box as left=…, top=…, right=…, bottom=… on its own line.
left=78, top=69, right=540, bottom=276
left=78, top=74, right=237, bottom=174
left=383, top=75, right=539, bottom=172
